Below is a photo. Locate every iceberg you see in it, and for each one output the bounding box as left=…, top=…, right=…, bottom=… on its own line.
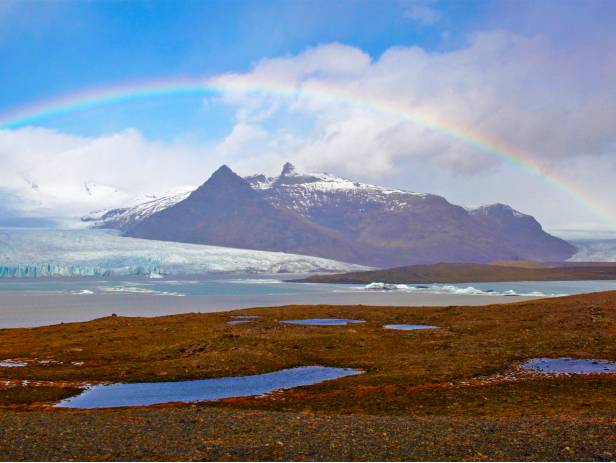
left=363, top=281, right=557, bottom=297
left=0, top=229, right=366, bottom=278
left=364, top=282, right=410, bottom=290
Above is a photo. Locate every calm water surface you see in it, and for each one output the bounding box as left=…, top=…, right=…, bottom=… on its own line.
left=1, top=275, right=614, bottom=328
left=383, top=324, right=438, bottom=330
left=281, top=318, right=365, bottom=326
left=521, top=358, right=616, bottom=374
left=56, top=366, right=363, bottom=409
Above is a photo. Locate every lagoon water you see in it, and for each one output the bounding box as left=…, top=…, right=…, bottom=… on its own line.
left=0, top=360, right=27, bottom=367
left=55, top=366, right=362, bottom=409
left=0, top=275, right=614, bottom=328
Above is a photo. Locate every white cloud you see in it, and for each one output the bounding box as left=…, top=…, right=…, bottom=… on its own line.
left=209, top=32, right=616, bottom=172
left=401, top=0, right=442, bottom=26
left=2, top=31, right=616, bottom=233
left=0, top=126, right=270, bottom=220
left=205, top=32, right=616, bottom=230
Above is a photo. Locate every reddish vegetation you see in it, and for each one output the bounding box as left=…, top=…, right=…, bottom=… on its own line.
left=0, top=291, right=615, bottom=459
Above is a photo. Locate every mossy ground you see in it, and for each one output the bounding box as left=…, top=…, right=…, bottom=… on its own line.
left=0, top=292, right=615, bottom=459
left=0, top=291, right=614, bottom=416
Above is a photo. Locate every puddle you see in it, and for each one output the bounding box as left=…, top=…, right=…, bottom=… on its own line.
left=521, top=357, right=616, bottom=375
left=383, top=324, right=438, bottom=331
left=0, top=360, right=27, bottom=367
left=281, top=318, right=365, bottom=326
left=55, top=366, right=363, bottom=409
left=227, top=315, right=261, bottom=325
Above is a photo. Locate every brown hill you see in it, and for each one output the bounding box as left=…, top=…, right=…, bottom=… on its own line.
left=293, top=262, right=616, bottom=284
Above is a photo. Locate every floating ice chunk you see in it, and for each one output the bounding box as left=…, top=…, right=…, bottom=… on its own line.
left=363, top=282, right=556, bottom=297
left=365, top=282, right=410, bottom=290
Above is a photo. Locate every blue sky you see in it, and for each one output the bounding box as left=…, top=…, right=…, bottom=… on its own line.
left=1, top=0, right=484, bottom=137
left=1, top=0, right=615, bottom=237
left=0, top=0, right=609, bottom=138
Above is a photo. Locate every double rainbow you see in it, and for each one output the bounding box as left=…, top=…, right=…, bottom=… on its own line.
left=0, top=76, right=612, bottom=226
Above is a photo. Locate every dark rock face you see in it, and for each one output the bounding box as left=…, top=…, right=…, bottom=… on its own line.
left=123, top=164, right=576, bottom=266
left=125, top=166, right=364, bottom=263
left=468, top=204, right=577, bottom=262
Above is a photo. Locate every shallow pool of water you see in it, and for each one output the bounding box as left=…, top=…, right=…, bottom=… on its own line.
left=521, top=357, right=616, bottom=374
left=55, top=366, right=363, bottom=409
left=229, top=315, right=261, bottom=319
left=227, top=320, right=252, bottom=325
left=0, top=360, right=26, bottom=367
left=383, top=324, right=438, bottom=331
left=281, top=318, right=365, bottom=326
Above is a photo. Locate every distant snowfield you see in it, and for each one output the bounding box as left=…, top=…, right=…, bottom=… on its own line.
left=0, top=229, right=366, bottom=277
left=568, top=240, right=616, bottom=262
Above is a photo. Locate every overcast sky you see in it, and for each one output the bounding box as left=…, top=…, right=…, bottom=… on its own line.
left=1, top=0, right=615, bottom=238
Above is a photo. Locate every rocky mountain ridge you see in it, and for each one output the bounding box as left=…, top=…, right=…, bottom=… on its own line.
left=88, top=163, right=577, bottom=266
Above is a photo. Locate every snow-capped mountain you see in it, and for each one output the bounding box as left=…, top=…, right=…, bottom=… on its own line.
left=82, top=187, right=193, bottom=231
left=124, top=165, right=366, bottom=263
left=245, top=162, right=429, bottom=218
left=107, top=163, right=576, bottom=267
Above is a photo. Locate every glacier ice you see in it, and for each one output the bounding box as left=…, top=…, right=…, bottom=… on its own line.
left=0, top=229, right=366, bottom=278
left=363, top=282, right=561, bottom=297
left=568, top=240, right=616, bottom=262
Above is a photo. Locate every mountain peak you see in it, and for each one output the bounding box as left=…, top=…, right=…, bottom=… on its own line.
left=205, top=164, right=245, bottom=184
left=212, top=164, right=235, bottom=177
left=281, top=162, right=297, bottom=176
left=471, top=203, right=529, bottom=219
left=191, top=164, right=253, bottom=198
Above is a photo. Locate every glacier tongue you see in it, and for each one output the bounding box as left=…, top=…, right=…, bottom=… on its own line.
left=0, top=229, right=366, bottom=278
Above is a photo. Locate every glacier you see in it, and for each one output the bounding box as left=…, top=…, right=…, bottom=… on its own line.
left=568, top=240, right=616, bottom=262
left=0, top=229, right=366, bottom=278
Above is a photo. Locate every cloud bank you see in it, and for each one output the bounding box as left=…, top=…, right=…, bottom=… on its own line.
left=1, top=27, right=615, bottom=234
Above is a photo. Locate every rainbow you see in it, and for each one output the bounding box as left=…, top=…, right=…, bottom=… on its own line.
left=0, top=76, right=613, bottom=226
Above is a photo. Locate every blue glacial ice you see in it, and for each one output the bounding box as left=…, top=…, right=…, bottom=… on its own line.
left=0, top=229, right=365, bottom=278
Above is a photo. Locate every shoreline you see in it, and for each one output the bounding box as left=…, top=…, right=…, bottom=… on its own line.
left=292, top=262, right=616, bottom=285
left=0, top=292, right=540, bottom=329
